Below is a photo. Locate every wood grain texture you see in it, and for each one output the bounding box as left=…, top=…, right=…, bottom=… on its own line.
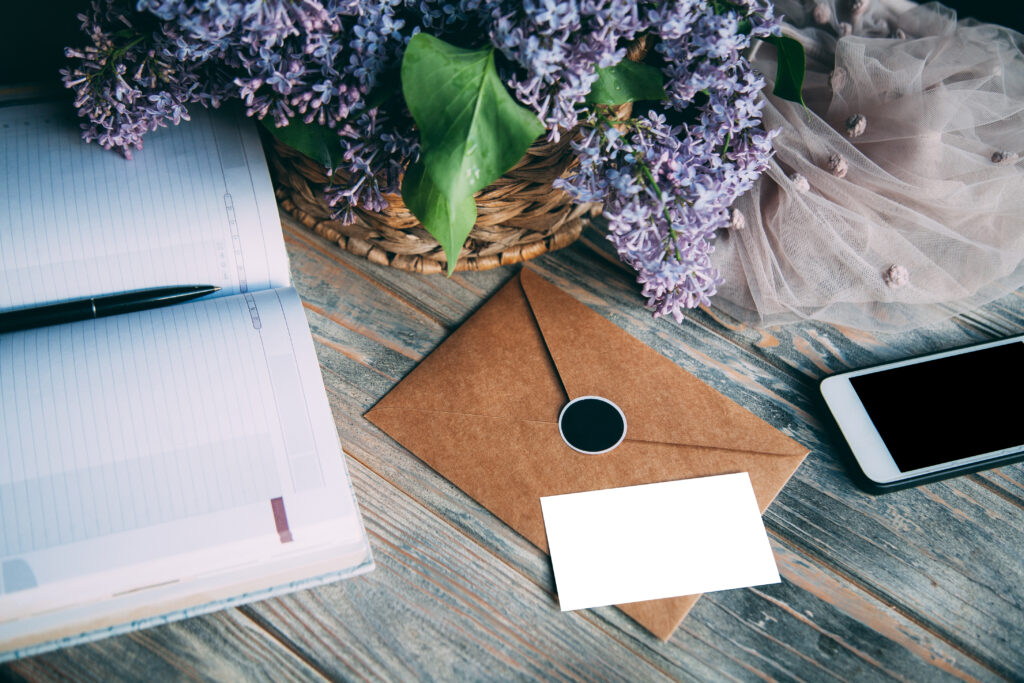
left=2, top=609, right=328, bottom=682
left=282, top=219, right=1024, bottom=679
left=4, top=215, right=1021, bottom=681
left=240, top=459, right=708, bottom=682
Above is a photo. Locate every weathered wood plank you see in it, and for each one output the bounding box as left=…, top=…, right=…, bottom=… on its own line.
left=680, top=546, right=985, bottom=683
left=767, top=478, right=1024, bottom=680
left=283, top=217, right=514, bottom=330
left=282, top=223, right=1024, bottom=679
left=519, top=234, right=1024, bottom=678
left=325, top=375, right=1014, bottom=681
left=241, top=457, right=704, bottom=683
left=284, top=228, right=448, bottom=361
left=333, top=417, right=812, bottom=682
left=972, top=468, right=1024, bottom=507
left=12, top=214, right=1019, bottom=680
left=756, top=539, right=1000, bottom=682
left=235, top=440, right=1000, bottom=682
left=2, top=609, right=329, bottom=682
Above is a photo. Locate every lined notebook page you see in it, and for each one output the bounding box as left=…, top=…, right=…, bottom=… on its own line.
left=0, top=100, right=371, bottom=659
left=0, top=288, right=364, bottom=608
left=0, top=101, right=289, bottom=311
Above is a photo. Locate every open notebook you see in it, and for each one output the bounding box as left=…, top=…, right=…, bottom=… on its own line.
left=0, top=98, right=373, bottom=661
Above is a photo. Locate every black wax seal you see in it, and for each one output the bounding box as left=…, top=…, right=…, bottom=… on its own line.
left=558, top=396, right=627, bottom=454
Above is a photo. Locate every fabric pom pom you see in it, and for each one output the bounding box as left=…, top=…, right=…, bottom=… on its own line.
left=883, top=264, right=909, bottom=288
left=789, top=172, right=810, bottom=193
left=730, top=208, right=747, bottom=230
left=846, top=113, right=867, bottom=138
left=992, top=150, right=1019, bottom=165
left=827, top=153, right=848, bottom=178
left=829, top=67, right=847, bottom=91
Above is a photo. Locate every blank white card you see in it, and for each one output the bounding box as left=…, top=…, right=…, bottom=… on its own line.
left=540, top=473, right=780, bottom=612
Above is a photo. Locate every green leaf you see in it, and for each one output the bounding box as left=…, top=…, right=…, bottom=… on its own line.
left=585, top=59, right=667, bottom=106
left=402, top=33, right=544, bottom=200
left=401, top=161, right=477, bottom=275
left=400, top=33, right=544, bottom=272
left=764, top=35, right=807, bottom=108
left=260, top=117, right=344, bottom=170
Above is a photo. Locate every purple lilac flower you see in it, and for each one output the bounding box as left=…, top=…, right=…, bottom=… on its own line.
left=556, top=0, right=780, bottom=321
left=138, top=0, right=407, bottom=128
left=60, top=1, right=202, bottom=159
left=326, top=107, right=421, bottom=223
left=484, top=0, right=645, bottom=138
left=63, top=0, right=781, bottom=321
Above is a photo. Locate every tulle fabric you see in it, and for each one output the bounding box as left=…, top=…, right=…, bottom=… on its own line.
left=714, top=0, right=1024, bottom=331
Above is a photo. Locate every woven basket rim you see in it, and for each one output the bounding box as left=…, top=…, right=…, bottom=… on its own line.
left=263, top=35, right=648, bottom=273
left=266, top=127, right=602, bottom=273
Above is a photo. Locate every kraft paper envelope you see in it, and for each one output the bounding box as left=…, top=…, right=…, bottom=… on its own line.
left=366, top=268, right=807, bottom=640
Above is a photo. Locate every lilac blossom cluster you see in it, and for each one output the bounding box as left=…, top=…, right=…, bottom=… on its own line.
left=555, top=1, right=780, bottom=321
left=63, top=0, right=421, bottom=211
left=60, top=2, right=201, bottom=159
left=483, top=1, right=645, bottom=137
left=63, top=0, right=781, bottom=321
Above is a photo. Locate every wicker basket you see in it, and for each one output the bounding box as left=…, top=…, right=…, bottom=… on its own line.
left=268, top=130, right=605, bottom=273
left=266, top=37, right=649, bottom=274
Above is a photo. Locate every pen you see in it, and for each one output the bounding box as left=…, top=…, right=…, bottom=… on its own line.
left=0, top=285, right=221, bottom=333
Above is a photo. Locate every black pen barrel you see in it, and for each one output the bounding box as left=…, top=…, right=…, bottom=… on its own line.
left=94, top=286, right=218, bottom=317
left=0, top=285, right=219, bottom=333
left=0, top=300, right=96, bottom=333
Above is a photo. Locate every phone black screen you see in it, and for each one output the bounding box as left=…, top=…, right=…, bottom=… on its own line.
left=849, top=342, right=1024, bottom=472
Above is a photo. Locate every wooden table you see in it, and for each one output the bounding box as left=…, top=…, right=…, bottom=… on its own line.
left=4, top=215, right=1022, bottom=682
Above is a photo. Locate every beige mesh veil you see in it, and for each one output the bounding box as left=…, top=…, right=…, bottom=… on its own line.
left=714, top=0, right=1024, bottom=330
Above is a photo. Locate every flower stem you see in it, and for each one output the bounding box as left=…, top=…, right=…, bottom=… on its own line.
left=85, top=34, right=146, bottom=85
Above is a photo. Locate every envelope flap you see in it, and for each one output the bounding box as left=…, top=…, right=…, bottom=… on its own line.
left=519, top=268, right=805, bottom=456
left=370, top=273, right=567, bottom=423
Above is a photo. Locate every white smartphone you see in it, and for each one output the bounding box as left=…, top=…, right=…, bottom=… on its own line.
left=820, top=334, right=1024, bottom=492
